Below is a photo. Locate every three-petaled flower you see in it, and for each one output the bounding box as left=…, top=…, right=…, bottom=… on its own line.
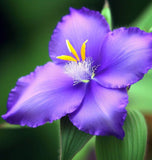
left=2, top=7, right=152, bottom=139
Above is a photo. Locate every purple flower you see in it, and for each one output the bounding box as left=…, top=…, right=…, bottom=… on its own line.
left=2, top=7, right=152, bottom=139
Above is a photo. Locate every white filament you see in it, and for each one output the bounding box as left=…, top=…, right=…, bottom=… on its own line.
left=65, top=58, right=94, bottom=84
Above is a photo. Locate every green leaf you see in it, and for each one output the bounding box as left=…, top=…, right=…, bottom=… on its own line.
left=101, top=0, right=112, bottom=30
left=95, top=108, right=147, bottom=160
left=0, top=122, right=21, bottom=129
left=128, top=69, right=152, bottom=113
left=131, top=3, right=152, bottom=32
left=60, top=116, right=92, bottom=160
left=73, top=137, right=95, bottom=160
left=148, top=27, right=152, bottom=32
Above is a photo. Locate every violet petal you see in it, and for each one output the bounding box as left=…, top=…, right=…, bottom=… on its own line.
left=2, top=62, right=86, bottom=127
left=49, top=7, right=110, bottom=65
left=95, top=27, right=152, bottom=88
left=69, top=81, right=128, bottom=139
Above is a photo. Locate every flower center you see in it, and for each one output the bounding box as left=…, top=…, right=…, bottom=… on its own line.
left=56, top=39, right=96, bottom=84
left=65, top=58, right=94, bottom=84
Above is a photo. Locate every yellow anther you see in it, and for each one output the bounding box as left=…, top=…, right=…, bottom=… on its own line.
left=56, top=55, right=77, bottom=62
left=81, top=40, right=88, bottom=61
left=66, top=40, right=80, bottom=61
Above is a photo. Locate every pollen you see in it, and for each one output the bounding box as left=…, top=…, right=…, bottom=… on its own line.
left=81, top=40, right=88, bottom=61
left=66, top=40, right=80, bottom=61
left=56, top=39, right=88, bottom=62
left=56, top=55, right=77, bottom=62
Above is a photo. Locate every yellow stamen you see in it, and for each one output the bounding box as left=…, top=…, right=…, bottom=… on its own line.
left=81, top=40, right=88, bottom=61
left=66, top=40, right=80, bottom=61
left=56, top=55, right=77, bottom=62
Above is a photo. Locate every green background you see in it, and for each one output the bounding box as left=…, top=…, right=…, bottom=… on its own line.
left=0, top=0, right=152, bottom=159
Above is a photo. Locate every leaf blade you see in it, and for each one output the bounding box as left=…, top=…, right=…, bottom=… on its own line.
left=101, top=0, right=112, bottom=30
left=60, top=116, right=92, bottom=160
left=131, top=3, right=152, bottom=32
left=95, top=108, right=147, bottom=160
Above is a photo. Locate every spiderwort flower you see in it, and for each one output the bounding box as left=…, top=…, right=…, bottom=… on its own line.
left=2, top=7, right=152, bottom=139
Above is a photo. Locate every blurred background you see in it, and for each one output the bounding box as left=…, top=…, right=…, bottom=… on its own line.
left=0, top=0, right=152, bottom=159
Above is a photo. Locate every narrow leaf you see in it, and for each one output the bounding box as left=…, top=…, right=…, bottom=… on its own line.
left=128, top=69, right=152, bottom=113
left=101, top=0, right=112, bottom=30
left=0, top=122, right=21, bottom=129
left=131, top=3, right=152, bottom=32
left=73, top=137, right=95, bottom=160
left=149, top=27, right=152, bottom=32
left=60, top=116, right=92, bottom=160
left=95, top=108, right=147, bottom=160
